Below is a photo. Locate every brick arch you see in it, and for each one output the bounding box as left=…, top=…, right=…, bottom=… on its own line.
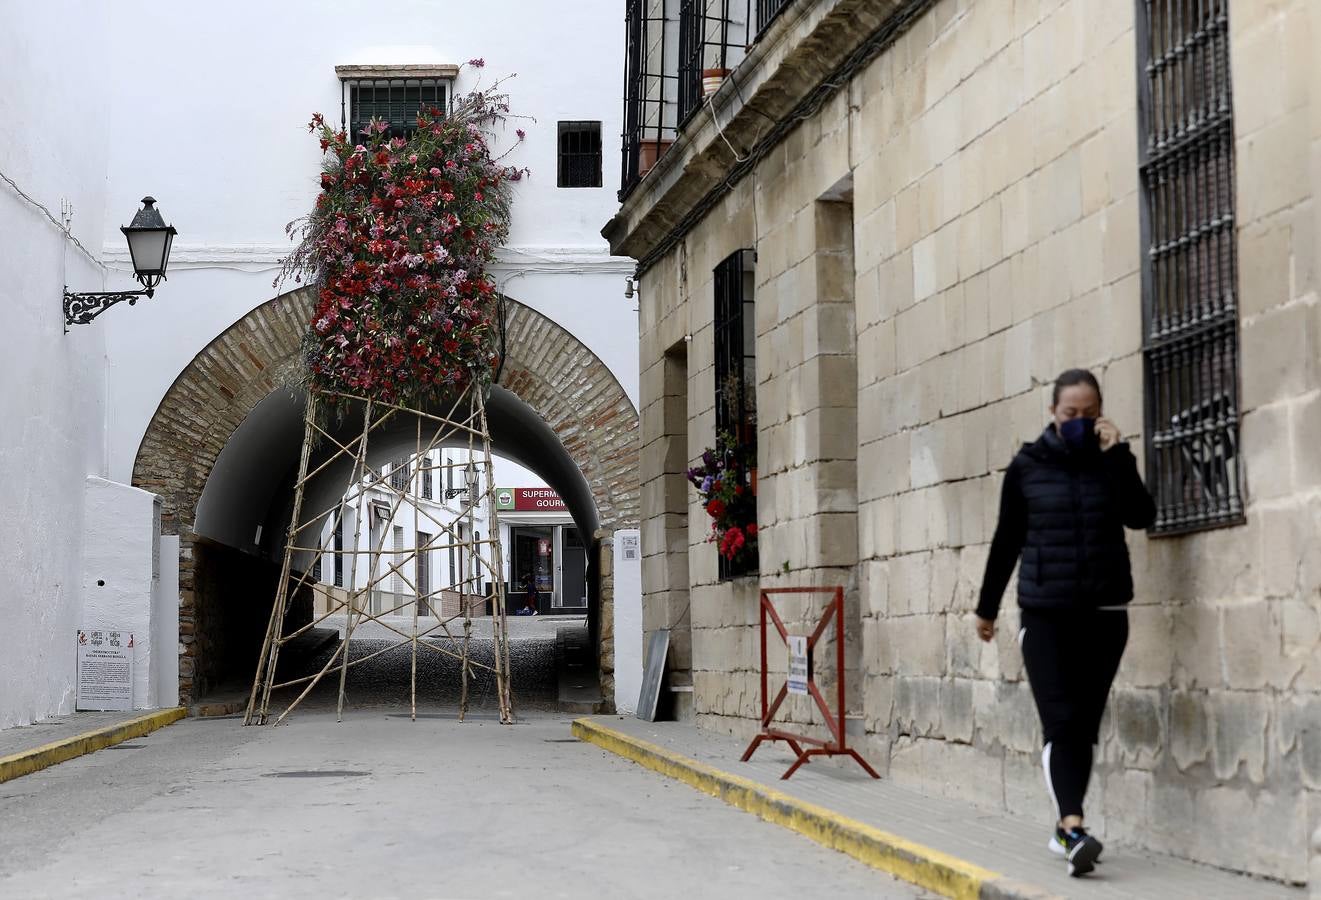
left=132, top=287, right=639, bottom=702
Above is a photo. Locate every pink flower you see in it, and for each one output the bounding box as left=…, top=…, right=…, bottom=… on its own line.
left=468, top=58, right=485, bottom=68
left=516, top=129, right=526, bottom=140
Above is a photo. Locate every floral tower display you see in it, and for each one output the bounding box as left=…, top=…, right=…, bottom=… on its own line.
left=247, top=66, right=529, bottom=726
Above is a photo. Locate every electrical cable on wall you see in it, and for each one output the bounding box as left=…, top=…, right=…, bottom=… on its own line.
left=0, top=166, right=103, bottom=268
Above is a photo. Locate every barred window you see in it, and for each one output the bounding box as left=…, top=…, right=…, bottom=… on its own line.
left=557, top=121, right=603, bottom=188
left=1136, top=0, right=1244, bottom=534
left=390, top=457, right=409, bottom=492
left=714, top=248, right=758, bottom=578
left=421, top=456, right=434, bottom=500
left=417, top=531, right=431, bottom=616
left=755, top=0, right=794, bottom=35
left=333, top=513, right=344, bottom=588
left=341, top=77, right=447, bottom=140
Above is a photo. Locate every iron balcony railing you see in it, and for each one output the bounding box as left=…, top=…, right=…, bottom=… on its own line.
left=620, top=0, right=798, bottom=201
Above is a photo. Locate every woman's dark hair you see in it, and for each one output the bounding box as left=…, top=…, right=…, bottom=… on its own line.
left=1052, top=368, right=1103, bottom=407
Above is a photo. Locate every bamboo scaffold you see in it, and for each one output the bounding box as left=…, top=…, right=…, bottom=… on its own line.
left=244, top=384, right=514, bottom=726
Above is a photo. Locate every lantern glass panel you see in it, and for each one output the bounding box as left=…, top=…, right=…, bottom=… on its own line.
left=126, top=229, right=170, bottom=276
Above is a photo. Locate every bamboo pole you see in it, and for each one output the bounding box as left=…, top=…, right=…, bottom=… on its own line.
left=477, top=389, right=513, bottom=723
left=251, top=383, right=517, bottom=726
left=336, top=399, right=377, bottom=722
left=246, top=391, right=319, bottom=725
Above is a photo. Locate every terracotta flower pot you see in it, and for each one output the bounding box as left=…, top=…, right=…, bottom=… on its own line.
left=638, top=138, right=674, bottom=175
left=702, top=68, right=731, bottom=98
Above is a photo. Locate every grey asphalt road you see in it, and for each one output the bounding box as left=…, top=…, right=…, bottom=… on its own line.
left=0, top=711, right=928, bottom=900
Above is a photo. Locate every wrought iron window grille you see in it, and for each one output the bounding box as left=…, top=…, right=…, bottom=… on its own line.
left=1135, top=0, right=1244, bottom=535
left=620, top=0, right=800, bottom=199
left=620, top=0, right=679, bottom=200
left=754, top=0, right=794, bottom=34
left=677, top=0, right=747, bottom=125
left=340, top=77, right=448, bottom=140
left=557, top=121, right=604, bottom=188
left=714, top=248, right=758, bottom=580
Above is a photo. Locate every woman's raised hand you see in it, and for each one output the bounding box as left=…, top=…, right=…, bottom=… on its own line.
left=1095, top=417, right=1121, bottom=451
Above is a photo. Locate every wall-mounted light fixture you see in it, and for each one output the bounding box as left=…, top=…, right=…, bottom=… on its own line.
left=64, top=196, right=177, bottom=329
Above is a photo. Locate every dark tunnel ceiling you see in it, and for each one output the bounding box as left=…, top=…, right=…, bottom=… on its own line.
left=194, top=385, right=600, bottom=558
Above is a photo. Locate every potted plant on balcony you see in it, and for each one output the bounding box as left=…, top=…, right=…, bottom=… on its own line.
left=702, top=67, right=731, bottom=98
left=638, top=136, right=674, bottom=176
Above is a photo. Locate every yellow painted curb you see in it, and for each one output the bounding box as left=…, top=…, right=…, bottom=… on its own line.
left=0, top=707, right=188, bottom=785
left=573, top=718, right=1060, bottom=900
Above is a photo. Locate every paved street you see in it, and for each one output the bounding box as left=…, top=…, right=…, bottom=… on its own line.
left=0, top=711, right=927, bottom=899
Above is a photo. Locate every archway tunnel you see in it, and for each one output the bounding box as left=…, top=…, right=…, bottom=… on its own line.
left=132, top=289, right=639, bottom=711
left=189, top=385, right=601, bottom=709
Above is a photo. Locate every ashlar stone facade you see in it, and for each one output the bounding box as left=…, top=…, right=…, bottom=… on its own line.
left=609, top=0, right=1321, bottom=883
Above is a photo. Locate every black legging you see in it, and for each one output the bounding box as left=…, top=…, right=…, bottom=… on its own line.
left=1019, top=608, right=1128, bottom=820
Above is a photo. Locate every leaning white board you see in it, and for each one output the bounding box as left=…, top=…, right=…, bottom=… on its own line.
left=636, top=629, right=669, bottom=722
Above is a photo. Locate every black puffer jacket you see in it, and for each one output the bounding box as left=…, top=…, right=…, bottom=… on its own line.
left=976, top=426, right=1156, bottom=620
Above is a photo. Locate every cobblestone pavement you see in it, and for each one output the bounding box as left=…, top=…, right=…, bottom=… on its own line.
left=271, top=628, right=560, bottom=715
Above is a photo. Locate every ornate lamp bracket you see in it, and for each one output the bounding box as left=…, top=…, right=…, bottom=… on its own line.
left=63, top=286, right=154, bottom=330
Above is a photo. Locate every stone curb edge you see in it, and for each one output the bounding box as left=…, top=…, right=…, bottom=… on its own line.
left=0, top=707, right=188, bottom=785
left=572, top=717, right=1062, bottom=900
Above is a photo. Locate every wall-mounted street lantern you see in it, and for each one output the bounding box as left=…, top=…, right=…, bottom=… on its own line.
left=63, top=196, right=178, bottom=328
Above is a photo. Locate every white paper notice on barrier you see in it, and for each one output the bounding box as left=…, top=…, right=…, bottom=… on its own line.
left=787, top=635, right=809, bottom=695
left=76, top=629, right=134, bottom=711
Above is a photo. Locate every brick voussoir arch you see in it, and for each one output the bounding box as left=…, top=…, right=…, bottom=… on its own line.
left=133, top=288, right=639, bottom=703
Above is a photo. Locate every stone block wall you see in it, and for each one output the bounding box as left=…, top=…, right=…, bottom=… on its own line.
left=632, top=0, right=1321, bottom=882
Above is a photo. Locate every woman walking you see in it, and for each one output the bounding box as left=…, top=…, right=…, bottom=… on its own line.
left=975, top=369, right=1156, bottom=878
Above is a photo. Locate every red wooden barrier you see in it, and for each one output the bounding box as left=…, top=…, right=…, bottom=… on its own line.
left=741, top=586, right=880, bottom=780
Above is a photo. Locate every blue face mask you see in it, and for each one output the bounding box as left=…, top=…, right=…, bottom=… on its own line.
left=1059, top=417, right=1097, bottom=451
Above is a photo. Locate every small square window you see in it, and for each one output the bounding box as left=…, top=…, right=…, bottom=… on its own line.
left=558, top=121, right=603, bottom=188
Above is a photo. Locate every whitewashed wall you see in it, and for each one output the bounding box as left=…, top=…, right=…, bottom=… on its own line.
left=613, top=529, right=643, bottom=714
left=0, top=3, right=115, bottom=728
left=80, top=477, right=161, bottom=709
left=2, top=0, right=636, bottom=726
left=93, top=0, right=637, bottom=485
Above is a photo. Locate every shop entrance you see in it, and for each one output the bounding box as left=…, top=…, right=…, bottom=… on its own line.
left=506, top=524, right=588, bottom=613
left=510, top=525, right=555, bottom=613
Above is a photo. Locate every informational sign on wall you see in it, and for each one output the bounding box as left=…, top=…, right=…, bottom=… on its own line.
left=619, top=532, right=640, bottom=561
left=787, top=635, right=809, bottom=696
left=76, top=629, right=135, bottom=711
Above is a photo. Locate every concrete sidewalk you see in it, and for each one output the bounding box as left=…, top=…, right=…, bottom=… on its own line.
left=0, top=708, right=186, bottom=784
left=574, top=716, right=1300, bottom=900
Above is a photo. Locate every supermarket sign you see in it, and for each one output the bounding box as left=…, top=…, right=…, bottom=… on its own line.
left=495, top=487, right=567, bottom=512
